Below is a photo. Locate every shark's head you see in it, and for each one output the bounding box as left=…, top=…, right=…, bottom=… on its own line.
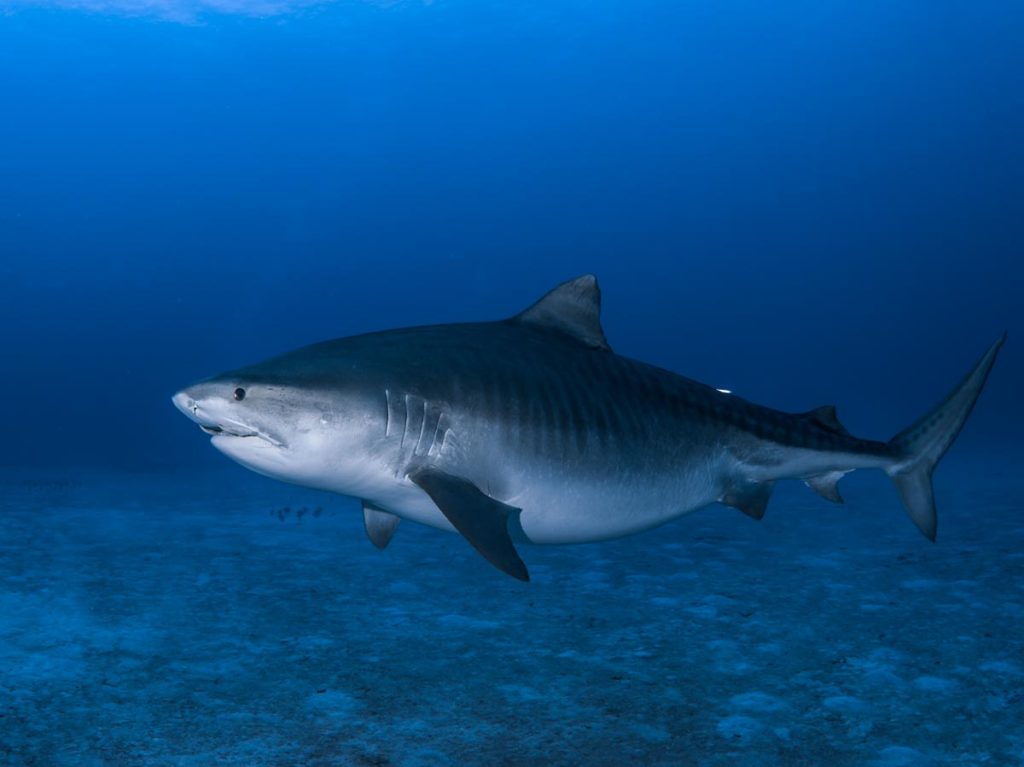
left=172, top=350, right=385, bottom=490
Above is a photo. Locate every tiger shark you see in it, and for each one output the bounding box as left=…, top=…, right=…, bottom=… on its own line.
left=172, top=275, right=1003, bottom=581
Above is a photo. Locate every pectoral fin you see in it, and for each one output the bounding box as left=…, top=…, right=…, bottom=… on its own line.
left=409, top=467, right=529, bottom=582
left=362, top=501, right=401, bottom=550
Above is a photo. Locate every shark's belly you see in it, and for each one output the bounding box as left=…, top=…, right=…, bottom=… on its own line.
left=354, top=479, right=451, bottom=531
left=509, top=462, right=723, bottom=544
left=489, top=422, right=733, bottom=543
left=342, top=400, right=737, bottom=545
left=361, top=448, right=727, bottom=545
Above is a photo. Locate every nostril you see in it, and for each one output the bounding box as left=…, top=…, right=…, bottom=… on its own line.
left=172, top=391, right=198, bottom=417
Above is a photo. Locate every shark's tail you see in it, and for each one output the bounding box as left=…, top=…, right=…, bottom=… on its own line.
left=885, top=334, right=1006, bottom=540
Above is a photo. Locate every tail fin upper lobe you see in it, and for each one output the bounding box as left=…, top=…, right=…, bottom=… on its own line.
left=886, top=334, right=1006, bottom=540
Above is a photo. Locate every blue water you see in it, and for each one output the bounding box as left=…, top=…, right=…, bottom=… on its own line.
left=1, top=2, right=1022, bottom=765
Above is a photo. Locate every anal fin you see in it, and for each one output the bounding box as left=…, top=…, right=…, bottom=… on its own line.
left=409, top=467, right=529, bottom=581
left=721, top=480, right=775, bottom=520
left=363, top=501, right=401, bottom=550
left=804, top=470, right=849, bottom=504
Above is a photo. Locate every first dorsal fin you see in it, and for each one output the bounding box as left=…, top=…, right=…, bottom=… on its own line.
left=802, top=405, right=850, bottom=436
left=513, top=274, right=611, bottom=351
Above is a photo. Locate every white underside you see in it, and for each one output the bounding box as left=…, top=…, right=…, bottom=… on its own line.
left=209, top=424, right=888, bottom=547
left=323, top=450, right=728, bottom=545
left=351, top=478, right=721, bottom=545
left=212, top=433, right=723, bottom=545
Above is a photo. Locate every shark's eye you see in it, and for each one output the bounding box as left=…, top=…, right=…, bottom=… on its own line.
left=233, top=387, right=246, bottom=401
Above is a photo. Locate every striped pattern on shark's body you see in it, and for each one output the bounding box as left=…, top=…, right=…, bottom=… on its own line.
left=174, top=275, right=1004, bottom=581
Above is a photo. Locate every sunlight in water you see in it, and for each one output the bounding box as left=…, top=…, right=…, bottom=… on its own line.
left=0, top=0, right=417, bottom=22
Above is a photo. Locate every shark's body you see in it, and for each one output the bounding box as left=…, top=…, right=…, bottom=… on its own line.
left=173, top=276, right=1003, bottom=580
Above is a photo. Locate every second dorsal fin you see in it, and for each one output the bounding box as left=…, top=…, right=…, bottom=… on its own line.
left=802, top=405, right=850, bottom=436
left=513, top=274, right=611, bottom=351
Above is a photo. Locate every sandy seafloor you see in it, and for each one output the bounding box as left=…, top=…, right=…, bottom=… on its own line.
left=1, top=456, right=1021, bottom=767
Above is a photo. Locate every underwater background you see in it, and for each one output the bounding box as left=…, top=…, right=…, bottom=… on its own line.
left=1, top=1, right=1022, bottom=765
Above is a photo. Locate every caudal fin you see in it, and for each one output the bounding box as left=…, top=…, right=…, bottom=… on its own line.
left=886, top=334, right=1006, bottom=540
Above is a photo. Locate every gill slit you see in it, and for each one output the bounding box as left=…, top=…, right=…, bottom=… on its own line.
left=400, top=394, right=413, bottom=451
left=415, top=400, right=429, bottom=456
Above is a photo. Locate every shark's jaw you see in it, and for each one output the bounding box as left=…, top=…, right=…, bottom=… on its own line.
left=171, top=391, right=286, bottom=448
left=171, top=387, right=297, bottom=482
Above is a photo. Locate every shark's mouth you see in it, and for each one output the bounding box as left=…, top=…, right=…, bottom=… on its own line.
left=192, top=419, right=286, bottom=448
left=200, top=424, right=254, bottom=437
left=195, top=419, right=285, bottom=447
left=172, top=392, right=286, bottom=447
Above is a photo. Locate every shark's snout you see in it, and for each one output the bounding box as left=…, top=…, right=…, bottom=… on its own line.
left=172, top=384, right=286, bottom=446
left=172, top=390, right=197, bottom=420
left=172, top=388, right=227, bottom=435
